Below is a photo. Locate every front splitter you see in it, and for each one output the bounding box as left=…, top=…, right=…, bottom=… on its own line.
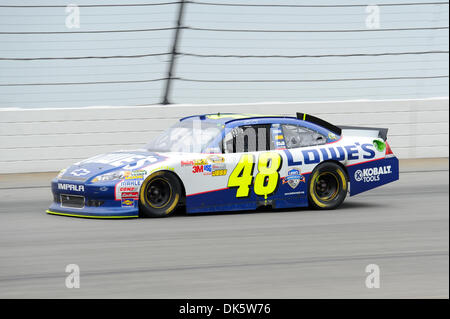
left=46, top=210, right=138, bottom=219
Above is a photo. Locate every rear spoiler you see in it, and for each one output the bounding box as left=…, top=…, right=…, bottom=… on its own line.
left=296, top=113, right=342, bottom=136
left=339, top=126, right=389, bottom=141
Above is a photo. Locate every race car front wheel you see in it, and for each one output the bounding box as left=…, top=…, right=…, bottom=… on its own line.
left=308, top=162, right=348, bottom=210
left=139, top=171, right=181, bottom=217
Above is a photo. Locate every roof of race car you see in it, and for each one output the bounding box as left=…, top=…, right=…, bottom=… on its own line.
left=180, top=113, right=342, bottom=138
left=180, top=113, right=295, bottom=125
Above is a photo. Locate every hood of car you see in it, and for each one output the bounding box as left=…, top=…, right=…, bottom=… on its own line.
left=59, top=150, right=168, bottom=182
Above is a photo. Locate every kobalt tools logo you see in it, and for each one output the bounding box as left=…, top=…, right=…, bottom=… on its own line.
left=58, top=183, right=85, bottom=192
left=354, top=166, right=392, bottom=182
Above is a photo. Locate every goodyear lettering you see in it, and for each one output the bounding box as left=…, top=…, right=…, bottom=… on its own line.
left=58, top=183, right=84, bottom=192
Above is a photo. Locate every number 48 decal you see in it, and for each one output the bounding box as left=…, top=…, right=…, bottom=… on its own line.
left=228, top=152, right=282, bottom=199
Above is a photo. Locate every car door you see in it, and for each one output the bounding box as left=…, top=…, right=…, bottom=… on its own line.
left=222, top=123, right=287, bottom=209
left=278, top=123, right=328, bottom=203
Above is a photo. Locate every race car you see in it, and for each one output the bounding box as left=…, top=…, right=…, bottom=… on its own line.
left=47, top=113, right=399, bottom=218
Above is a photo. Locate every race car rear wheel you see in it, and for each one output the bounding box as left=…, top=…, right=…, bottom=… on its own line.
left=308, top=162, right=347, bottom=210
left=139, top=171, right=181, bottom=217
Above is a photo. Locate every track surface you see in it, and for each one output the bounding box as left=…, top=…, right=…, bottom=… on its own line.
left=0, top=168, right=448, bottom=298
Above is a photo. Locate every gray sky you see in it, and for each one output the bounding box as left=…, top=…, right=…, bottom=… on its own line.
left=0, top=0, right=448, bottom=108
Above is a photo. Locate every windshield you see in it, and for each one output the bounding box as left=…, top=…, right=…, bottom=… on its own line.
left=145, top=119, right=223, bottom=153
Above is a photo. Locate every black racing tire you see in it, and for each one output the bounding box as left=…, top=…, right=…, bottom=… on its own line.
left=139, top=171, right=181, bottom=218
left=308, top=162, right=348, bottom=210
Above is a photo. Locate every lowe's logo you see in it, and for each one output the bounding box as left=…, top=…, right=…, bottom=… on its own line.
left=354, top=166, right=392, bottom=183
left=58, top=183, right=85, bottom=192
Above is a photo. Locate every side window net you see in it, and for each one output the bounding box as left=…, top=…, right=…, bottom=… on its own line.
left=282, top=124, right=326, bottom=148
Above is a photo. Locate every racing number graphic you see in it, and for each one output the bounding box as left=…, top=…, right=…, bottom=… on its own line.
left=227, top=154, right=254, bottom=197
left=228, top=152, right=282, bottom=199
left=254, top=152, right=282, bottom=198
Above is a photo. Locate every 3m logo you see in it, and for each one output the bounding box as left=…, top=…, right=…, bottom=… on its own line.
left=354, top=166, right=392, bottom=183
left=192, top=165, right=203, bottom=173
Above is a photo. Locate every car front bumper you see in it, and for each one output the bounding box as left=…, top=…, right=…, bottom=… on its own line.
left=48, top=178, right=139, bottom=218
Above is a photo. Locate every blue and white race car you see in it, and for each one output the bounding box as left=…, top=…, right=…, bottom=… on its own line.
left=47, top=113, right=399, bottom=218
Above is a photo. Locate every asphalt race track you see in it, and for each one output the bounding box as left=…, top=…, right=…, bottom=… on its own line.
left=0, top=160, right=448, bottom=298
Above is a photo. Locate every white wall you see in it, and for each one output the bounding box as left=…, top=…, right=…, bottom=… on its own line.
left=0, top=97, right=448, bottom=174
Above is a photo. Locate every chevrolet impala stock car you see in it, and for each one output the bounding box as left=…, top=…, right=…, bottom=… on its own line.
left=47, top=113, right=399, bottom=218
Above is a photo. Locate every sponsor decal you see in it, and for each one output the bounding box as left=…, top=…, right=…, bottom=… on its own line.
left=284, top=143, right=378, bottom=166
left=207, top=155, right=225, bottom=163
left=119, top=180, right=141, bottom=187
left=115, top=180, right=142, bottom=200
left=124, top=175, right=144, bottom=180
left=192, top=163, right=216, bottom=175
left=328, top=132, right=338, bottom=140
left=211, top=163, right=227, bottom=176
left=122, top=192, right=139, bottom=200
left=212, top=169, right=227, bottom=176
left=183, top=159, right=208, bottom=167
left=192, top=165, right=203, bottom=174
left=119, top=186, right=137, bottom=192
left=281, top=168, right=305, bottom=189
left=58, top=183, right=84, bottom=192
left=193, top=159, right=208, bottom=166
left=354, top=165, right=392, bottom=183
left=124, top=169, right=146, bottom=180
left=121, top=198, right=135, bottom=208
left=284, top=191, right=305, bottom=196
left=70, top=168, right=90, bottom=177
